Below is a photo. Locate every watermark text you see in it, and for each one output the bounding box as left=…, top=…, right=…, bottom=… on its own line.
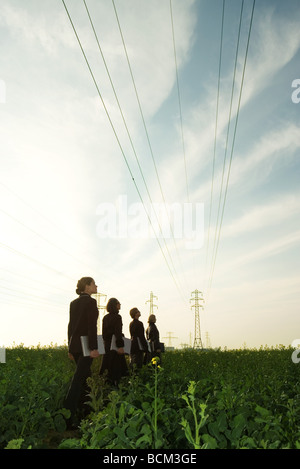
left=291, top=79, right=300, bottom=104
left=96, top=195, right=204, bottom=249
left=291, top=339, right=300, bottom=363
left=0, top=347, right=6, bottom=364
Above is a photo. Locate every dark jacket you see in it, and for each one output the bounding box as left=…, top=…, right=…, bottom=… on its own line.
left=67, top=293, right=99, bottom=354
left=146, top=322, right=160, bottom=351
left=129, top=318, right=148, bottom=354
left=102, top=311, right=124, bottom=353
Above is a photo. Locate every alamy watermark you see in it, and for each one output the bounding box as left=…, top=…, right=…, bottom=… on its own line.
left=96, top=195, right=204, bottom=249
left=291, top=339, right=300, bottom=363
left=291, top=79, right=300, bottom=104
left=0, top=346, right=6, bottom=364
left=0, top=79, right=6, bottom=104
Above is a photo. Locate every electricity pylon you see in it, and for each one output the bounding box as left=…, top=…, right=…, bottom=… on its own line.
left=146, top=291, right=158, bottom=315
left=163, top=332, right=178, bottom=348
left=92, top=292, right=107, bottom=334
left=190, top=289, right=204, bottom=349
left=205, top=332, right=211, bottom=348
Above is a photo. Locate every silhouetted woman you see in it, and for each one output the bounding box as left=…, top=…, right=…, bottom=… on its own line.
left=129, top=307, right=148, bottom=370
left=64, top=277, right=99, bottom=427
left=146, top=314, right=162, bottom=364
left=100, top=298, right=128, bottom=386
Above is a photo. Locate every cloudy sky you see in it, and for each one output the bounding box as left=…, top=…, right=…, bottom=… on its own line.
left=0, top=0, right=299, bottom=350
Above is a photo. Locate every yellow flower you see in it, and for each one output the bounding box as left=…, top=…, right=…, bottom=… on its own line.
left=151, top=356, right=161, bottom=367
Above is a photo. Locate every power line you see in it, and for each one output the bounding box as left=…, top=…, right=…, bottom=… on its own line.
left=111, top=0, right=165, bottom=204
left=110, top=0, right=187, bottom=298
left=0, top=287, right=65, bottom=312
left=206, top=0, right=256, bottom=299
left=61, top=0, right=185, bottom=301
left=0, top=207, right=98, bottom=273
left=0, top=240, right=75, bottom=281
left=205, top=0, right=225, bottom=286
left=169, top=0, right=193, bottom=288
left=1, top=296, right=63, bottom=312
left=0, top=180, right=100, bottom=273
left=170, top=0, right=189, bottom=203
left=0, top=283, right=64, bottom=307
left=207, top=0, right=245, bottom=294
left=0, top=266, right=70, bottom=294
left=82, top=0, right=186, bottom=299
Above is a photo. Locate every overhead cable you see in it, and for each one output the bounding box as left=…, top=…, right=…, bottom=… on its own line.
left=83, top=0, right=186, bottom=298
left=205, top=0, right=226, bottom=286
left=61, top=0, right=185, bottom=301
left=111, top=0, right=188, bottom=295
left=206, top=0, right=256, bottom=299
left=170, top=0, right=189, bottom=203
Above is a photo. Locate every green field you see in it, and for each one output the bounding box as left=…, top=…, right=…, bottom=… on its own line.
left=1, top=345, right=300, bottom=449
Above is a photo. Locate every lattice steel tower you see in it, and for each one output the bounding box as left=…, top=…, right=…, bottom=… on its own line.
left=146, top=291, right=158, bottom=315
left=190, top=289, right=204, bottom=349
left=92, top=292, right=107, bottom=334
left=162, top=332, right=178, bottom=348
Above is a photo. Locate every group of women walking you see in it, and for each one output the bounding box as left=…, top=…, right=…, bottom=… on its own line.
left=64, top=277, right=162, bottom=428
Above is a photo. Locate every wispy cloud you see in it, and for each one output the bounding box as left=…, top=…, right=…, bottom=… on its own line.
left=241, top=6, right=300, bottom=104
left=230, top=123, right=300, bottom=187
left=1, top=0, right=299, bottom=348
left=188, top=120, right=299, bottom=207
left=222, top=193, right=300, bottom=238
left=176, top=4, right=300, bottom=189
left=219, top=230, right=300, bottom=274
left=0, top=3, right=75, bottom=54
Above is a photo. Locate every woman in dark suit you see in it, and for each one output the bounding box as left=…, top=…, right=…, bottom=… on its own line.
left=146, top=314, right=162, bottom=364
left=100, top=298, right=128, bottom=386
left=64, top=277, right=99, bottom=426
left=129, top=307, right=148, bottom=370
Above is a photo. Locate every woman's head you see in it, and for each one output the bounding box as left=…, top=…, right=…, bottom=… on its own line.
left=106, top=297, right=121, bottom=313
left=76, top=277, right=97, bottom=295
left=130, top=307, right=141, bottom=319
left=148, top=314, right=156, bottom=323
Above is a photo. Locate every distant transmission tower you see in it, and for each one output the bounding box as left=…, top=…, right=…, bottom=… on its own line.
left=163, top=332, right=178, bottom=348
left=92, top=292, right=107, bottom=334
left=205, top=332, right=211, bottom=349
left=190, top=289, right=204, bottom=349
left=146, top=291, right=158, bottom=315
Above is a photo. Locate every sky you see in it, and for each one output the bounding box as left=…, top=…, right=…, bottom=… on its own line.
left=0, top=0, right=299, bottom=350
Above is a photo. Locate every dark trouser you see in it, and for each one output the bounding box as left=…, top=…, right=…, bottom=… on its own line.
left=130, top=351, right=144, bottom=370
left=100, top=350, right=129, bottom=385
left=64, top=353, right=93, bottom=422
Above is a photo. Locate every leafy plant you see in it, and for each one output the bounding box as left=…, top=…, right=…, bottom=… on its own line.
left=2, top=345, right=300, bottom=449
left=180, top=381, right=212, bottom=449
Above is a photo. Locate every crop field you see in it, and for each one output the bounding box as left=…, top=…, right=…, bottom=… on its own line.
left=1, top=345, right=300, bottom=449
